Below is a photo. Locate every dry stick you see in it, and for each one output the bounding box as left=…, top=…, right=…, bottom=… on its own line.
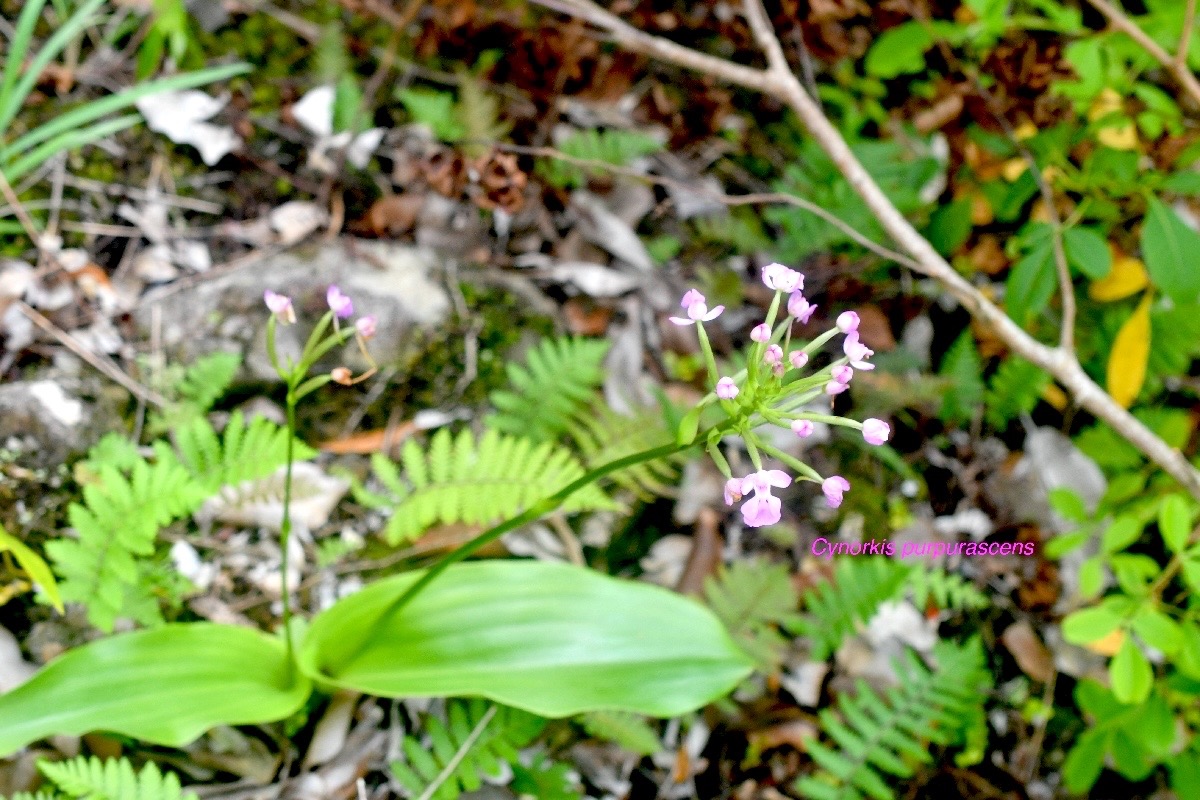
left=1182, top=0, right=1199, bottom=68
left=0, top=168, right=43, bottom=245
left=1087, top=0, right=1200, bottom=108
left=14, top=301, right=168, bottom=407
left=534, top=0, right=1200, bottom=500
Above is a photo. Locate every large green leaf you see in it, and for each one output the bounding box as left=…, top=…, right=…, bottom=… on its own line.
left=1142, top=198, right=1200, bottom=303
left=0, top=624, right=310, bottom=756
left=301, top=561, right=752, bottom=718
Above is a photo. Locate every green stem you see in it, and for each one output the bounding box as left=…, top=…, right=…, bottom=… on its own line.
left=280, top=393, right=297, bottom=668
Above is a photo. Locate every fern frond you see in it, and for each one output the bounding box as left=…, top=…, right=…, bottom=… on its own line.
left=792, top=558, right=910, bottom=661
left=704, top=560, right=801, bottom=669
left=168, top=411, right=314, bottom=493
left=540, top=128, right=663, bottom=189
left=391, top=699, right=545, bottom=800
left=690, top=211, right=772, bottom=253
left=488, top=336, right=610, bottom=442
left=984, top=356, right=1048, bottom=429
left=903, top=565, right=987, bottom=613
left=374, top=427, right=618, bottom=544
left=938, top=331, right=984, bottom=425
left=176, top=352, right=240, bottom=413
left=578, top=711, right=661, bottom=755
left=48, top=458, right=205, bottom=631
left=36, top=756, right=197, bottom=800
left=455, top=68, right=509, bottom=157
left=565, top=398, right=680, bottom=498
left=795, top=640, right=990, bottom=800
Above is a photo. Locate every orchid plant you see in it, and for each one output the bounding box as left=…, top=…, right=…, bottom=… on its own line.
left=672, top=262, right=891, bottom=528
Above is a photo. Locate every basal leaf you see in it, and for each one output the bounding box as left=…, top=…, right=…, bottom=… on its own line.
left=300, top=561, right=752, bottom=718
left=0, top=624, right=311, bottom=756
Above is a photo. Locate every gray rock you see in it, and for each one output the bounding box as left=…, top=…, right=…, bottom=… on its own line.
left=0, top=378, right=120, bottom=467
left=136, top=240, right=451, bottom=381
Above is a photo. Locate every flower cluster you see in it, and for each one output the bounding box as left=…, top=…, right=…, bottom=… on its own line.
left=264, top=285, right=377, bottom=386
left=671, top=263, right=892, bottom=528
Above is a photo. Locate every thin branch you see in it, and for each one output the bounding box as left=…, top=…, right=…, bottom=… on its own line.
left=533, top=0, right=1200, bottom=500
left=496, top=143, right=921, bottom=270
left=1087, top=0, right=1200, bottom=107
left=0, top=168, right=43, bottom=245
left=14, top=301, right=168, bottom=408
left=1180, top=0, right=1198, bottom=69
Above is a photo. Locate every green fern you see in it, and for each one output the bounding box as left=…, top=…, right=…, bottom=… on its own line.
left=690, top=211, right=772, bottom=253
left=938, top=331, right=985, bottom=424
left=984, top=356, right=1048, bottom=428
left=795, top=639, right=991, bottom=800
left=165, top=411, right=314, bottom=493
left=540, top=128, right=663, bottom=189
left=792, top=558, right=910, bottom=661
left=903, top=565, right=987, bottom=613
left=391, top=699, right=545, bottom=800
left=455, top=68, right=510, bottom=157
left=704, top=560, right=801, bottom=669
left=487, top=336, right=611, bottom=442
left=368, top=427, right=618, bottom=544
left=175, top=352, right=240, bottom=413
left=47, top=457, right=206, bottom=631
left=578, top=710, right=661, bottom=755
left=32, top=756, right=197, bottom=800
left=565, top=398, right=681, bottom=498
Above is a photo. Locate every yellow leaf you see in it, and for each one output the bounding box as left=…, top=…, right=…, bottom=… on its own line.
left=1041, top=382, right=1069, bottom=410
left=1106, top=294, right=1152, bottom=409
left=1014, top=120, right=1038, bottom=141
left=1097, top=122, right=1138, bottom=151
left=1090, top=250, right=1150, bottom=301
left=1087, top=627, right=1126, bottom=656
left=0, top=522, right=62, bottom=613
left=1001, top=157, right=1028, bottom=182
left=1088, top=87, right=1123, bottom=121
left=1088, top=88, right=1138, bottom=150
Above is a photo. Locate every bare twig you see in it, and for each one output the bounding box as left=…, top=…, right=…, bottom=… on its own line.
left=0, top=167, right=43, bottom=244
left=1180, top=0, right=1198, bottom=69
left=14, top=301, right=167, bottom=407
left=1087, top=0, right=1200, bottom=107
left=496, top=143, right=921, bottom=270
left=530, top=0, right=1200, bottom=500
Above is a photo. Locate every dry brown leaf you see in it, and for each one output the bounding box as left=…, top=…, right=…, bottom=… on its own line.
left=1001, top=620, right=1055, bottom=682
left=318, top=421, right=418, bottom=455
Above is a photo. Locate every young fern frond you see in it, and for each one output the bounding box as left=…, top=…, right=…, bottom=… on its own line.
left=371, top=427, right=618, bottom=544
left=903, top=565, right=988, bottom=613
left=792, top=558, right=909, bottom=661
left=47, top=459, right=206, bottom=632
left=34, top=756, right=197, bottom=800
left=488, top=336, right=610, bottom=442
left=175, top=352, right=241, bottom=414
left=390, top=699, right=545, bottom=800
left=578, top=710, right=661, bottom=755
left=984, top=356, right=1048, bottom=428
left=795, top=640, right=991, bottom=800
left=167, top=411, right=314, bottom=493
left=704, top=560, right=801, bottom=669
left=566, top=397, right=681, bottom=498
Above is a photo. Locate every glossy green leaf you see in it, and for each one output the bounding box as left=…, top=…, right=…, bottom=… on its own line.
left=864, top=22, right=933, bottom=78
left=1102, top=516, right=1142, bottom=553
left=0, top=522, right=62, bottom=612
left=300, top=561, right=752, bottom=718
left=1159, top=494, right=1193, bottom=553
left=1110, top=637, right=1153, bottom=704
left=1142, top=198, right=1200, bottom=304
left=1131, top=606, right=1181, bottom=655
left=1079, top=556, right=1105, bottom=599
left=0, top=624, right=310, bottom=756
left=1005, top=240, right=1056, bottom=324
left=1177, top=623, right=1200, bottom=679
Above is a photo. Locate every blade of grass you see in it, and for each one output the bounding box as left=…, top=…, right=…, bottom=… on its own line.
left=0, top=0, right=51, bottom=126
left=3, top=114, right=142, bottom=183
left=0, top=0, right=107, bottom=135
left=4, top=62, right=250, bottom=161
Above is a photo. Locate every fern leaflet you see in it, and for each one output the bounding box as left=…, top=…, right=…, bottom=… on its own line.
left=566, top=398, right=680, bottom=498
left=795, top=640, right=991, bottom=800
left=33, top=756, right=197, bottom=800
left=370, top=427, right=618, bottom=544
left=488, top=336, right=610, bottom=442
left=540, top=128, right=662, bottom=188
left=984, top=356, right=1048, bottom=428
left=48, top=458, right=206, bottom=631
left=176, top=352, right=240, bottom=413
left=903, top=565, right=987, bottom=613
left=578, top=711, right=661, bottom=755
left=938, top=331, right=984, bottom=425
left=792, top=558, right=909, bottom=661
left=390, top=699, right=545, bottom=800
left=166, top=411, right=314, bottom=493
left=704, top=560, right=801, bottom=669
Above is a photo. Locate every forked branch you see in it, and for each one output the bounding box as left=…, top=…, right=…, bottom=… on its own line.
left=531, top=0, right=1200, bottom=499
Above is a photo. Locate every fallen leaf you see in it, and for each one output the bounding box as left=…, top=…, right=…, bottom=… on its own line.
left=1001, top=620, right=1055, bottom=682
left=563, top=297, right=613, bottom=335
left=358, top=194, right=424, bottom=238
left=318, top=422, right=417, bottom=455
left=1089, top=249, right=1149, bottom=301
left=1106, top=293, right=1151, bottom=408
left=270, top=201, right=328, bottom=245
